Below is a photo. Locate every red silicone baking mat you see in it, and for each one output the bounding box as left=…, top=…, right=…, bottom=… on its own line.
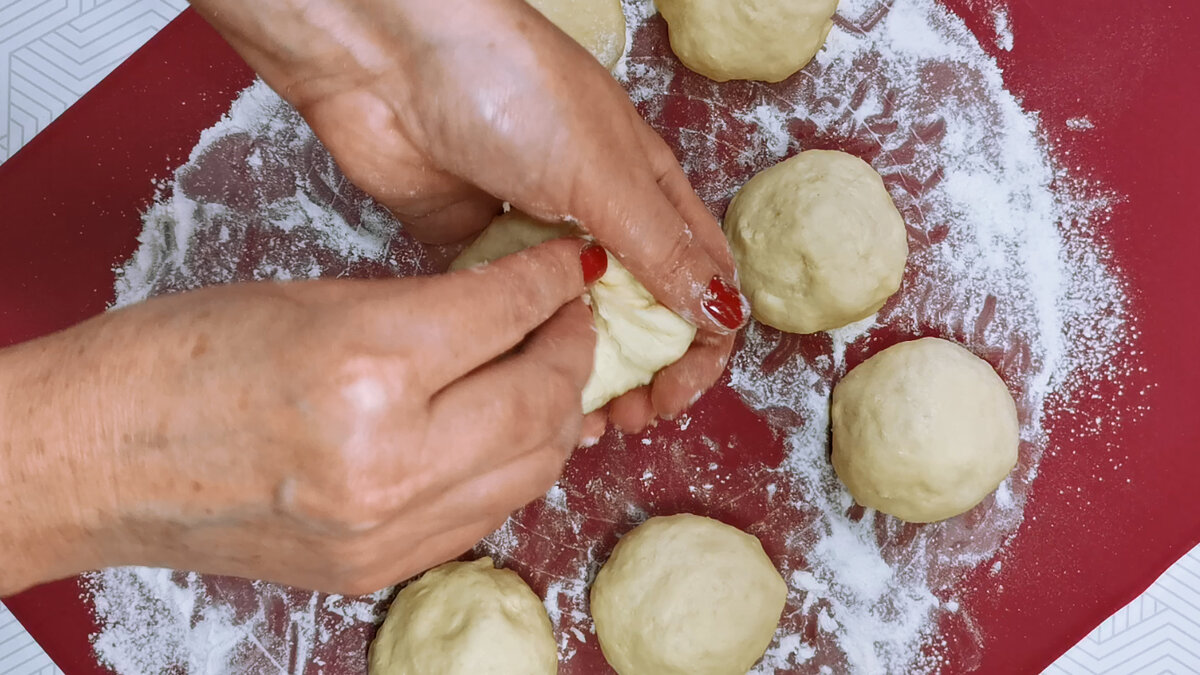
left=1, top=2, right=1198, bottom=673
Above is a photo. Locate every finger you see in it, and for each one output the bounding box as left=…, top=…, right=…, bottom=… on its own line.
left=626, top=120, right=740, bottom=420
left=578, top=410, right=607, bottom=447
left=631, top=117, right=738, bottom=276
left=423, top=299, right=595, bottom=483
left=609, top=386, right=656, bottom=434
left=541, top=113, right=748, bottom=335
left=650, top=331, right=736, bottom=419
left=392, top=238, right=589, bottom=387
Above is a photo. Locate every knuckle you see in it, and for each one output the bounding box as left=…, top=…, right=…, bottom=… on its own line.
left=506, top=239, right=578, bottom=290
left=283, top=458, right=413, bottom=535
left=299, top=350, right=421, bottom=428
left=330, top=489, right=395, bottom=533
left=544, top=367, right=587, bottom=413
left=653, top=225, right=695, bottom=273
left=489, top=386, right=543, bottom=450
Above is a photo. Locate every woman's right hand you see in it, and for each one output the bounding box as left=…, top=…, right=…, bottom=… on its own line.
left=0, top=239, right=600, bottom=596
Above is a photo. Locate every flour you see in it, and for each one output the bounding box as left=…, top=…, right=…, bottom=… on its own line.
left=992, top=7, right=1014, bottom=51
left=1066, top=116, right=1096, bottom=131
left=711, top=0, right=1130, bottom=670
left=84, top=568, right=390, bottom=674
left=89, top=0, right=1133, bottom=673
left=612, top=0, right=658, bottom=79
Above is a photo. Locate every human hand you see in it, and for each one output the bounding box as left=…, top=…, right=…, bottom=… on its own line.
left=190, top=0, right=747, bottom=432
left=0, top=240, right=600, bottom=595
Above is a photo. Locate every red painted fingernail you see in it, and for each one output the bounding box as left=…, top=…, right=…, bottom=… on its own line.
left=581, top=244, right=608, bottom=285
left=702, top=276, right=748, bottom=331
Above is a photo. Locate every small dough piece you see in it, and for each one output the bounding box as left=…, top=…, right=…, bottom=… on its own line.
left=450, top=212, right=575, bottom=269
left=368, top=557, right=557, bottom=675
left=655, top=0, right=839, bottom=82
left=527, top=0, right=627, bottom=71
left=590, top=514, right=787, bottom=675
left=831, top=337, right=1020, bottom=523
left=451, top=212, right=696, bottom=413
left=725, top=150, right=908, bottom=334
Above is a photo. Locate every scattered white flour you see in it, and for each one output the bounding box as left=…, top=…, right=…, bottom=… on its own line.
left=1066, top=116, right=1096, bottom=131
left=84, top=568, right=390, bottom=674
left=612, top=0, right=658, bottom=80
left=545, top=483, right=569, bottom=511
left=88, top=0, right=1135, bottom=673
left=992, top=6, right=1014, bottom=51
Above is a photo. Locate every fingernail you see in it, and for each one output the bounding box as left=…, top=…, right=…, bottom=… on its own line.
left=580, top=245, right=608, bottom=285
left=579, top=435, right=601, bottom=448
left=702, top=276, right=748, bottom=331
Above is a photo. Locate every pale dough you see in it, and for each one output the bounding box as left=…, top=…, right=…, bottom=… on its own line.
left=527, top=0, right=627, bottom=71
left=655, top=0, right=839, bottom=82
left=724, top=150, right=909, bottom=334
left=831, top=337, right=1020, bottom=523
left=367, top=557, right=557, bottom=675
left=590, top=514, right=787, bottom=675
left=451, top=212, right=696, bottom=413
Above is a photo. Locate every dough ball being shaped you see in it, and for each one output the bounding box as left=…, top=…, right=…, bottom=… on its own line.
left=451, top=212, right=696, bottom=413
left=831, top=337, right=1020, bottom=523
left=656, top=0, right=839, bottom=82
left=590, top=514, right=787, bottom=675
left=368, top=557, right=556, bottom=675
left=725, top=150, right=908, bottom=334
left=527, top=0, right=627, bottom=70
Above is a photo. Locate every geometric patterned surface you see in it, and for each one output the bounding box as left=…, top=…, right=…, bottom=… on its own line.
left=0, top=2, right=1198, bottom=674
left=0, top=603, right=61, bottom=675
left=1044, top=543, right=1200, bottom=675
left=0, top=0, right=187, bottom=161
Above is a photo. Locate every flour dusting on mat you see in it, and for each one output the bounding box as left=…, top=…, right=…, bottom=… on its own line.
left=992, top=6, right=1014, bottom=51
left=620, top=0, right=1129, bottom=669
left=90, top=0, right=1134, bottom=672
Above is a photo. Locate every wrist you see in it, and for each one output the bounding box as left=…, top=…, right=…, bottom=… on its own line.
left=0, top=322, right=127, bottom=594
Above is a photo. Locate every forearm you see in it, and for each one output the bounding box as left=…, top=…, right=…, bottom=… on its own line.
left=0, top=326, right=122, bottom=594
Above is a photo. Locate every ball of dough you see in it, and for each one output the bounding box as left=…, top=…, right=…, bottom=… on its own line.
left=451, top=212, right=696, bottom=413
left=831, top=337, right=1020, bottom=523
left=655, top=0, right=839, bottom=82
left=590, top=514, right=787, bottom=675
left=725, top=150, right=908, bottom=334
left=368, top=557, right=557, bottom=675
left=527, top=0, right=627, bottom=71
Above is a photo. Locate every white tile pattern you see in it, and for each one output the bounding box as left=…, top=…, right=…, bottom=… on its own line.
left=0, top=603, right=62, bottom=675
left=0, top=1, right=1197, bottom=674
left=0, top=0, right=187, bottom=161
